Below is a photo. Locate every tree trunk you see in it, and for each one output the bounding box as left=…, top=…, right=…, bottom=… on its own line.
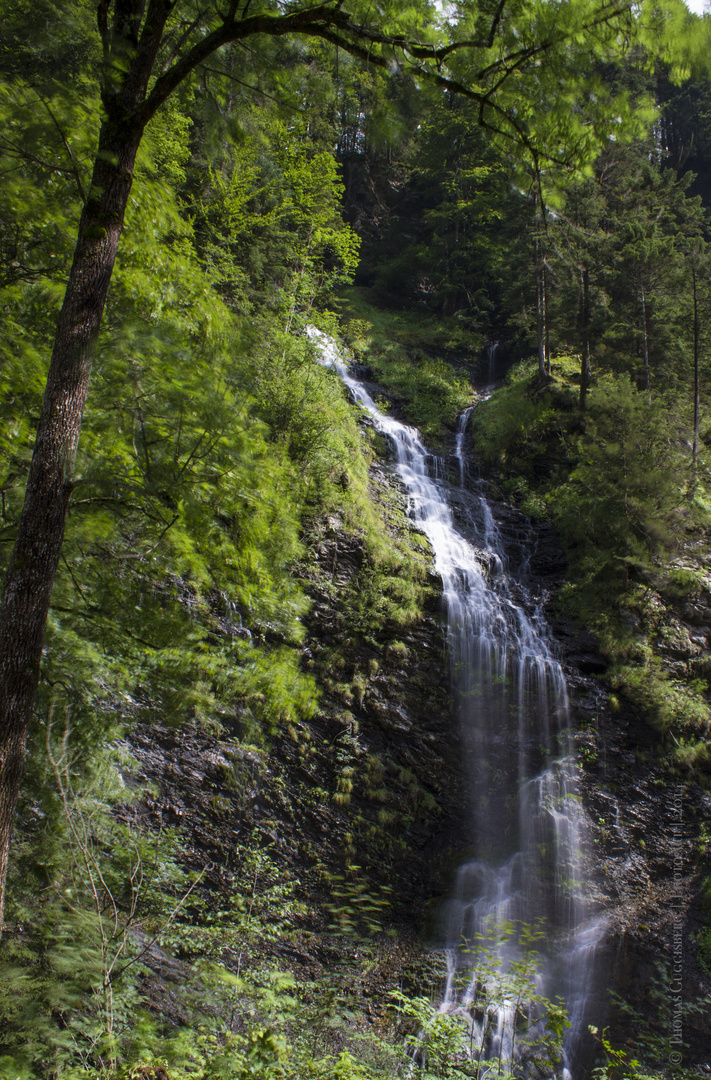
left=535, top=231, right=546, bottom=378
left=543, top=263, right=551, bottom=376
left=640, top=279, right=652, bottom=406
left=0, top=115, right=143, bottom=933
left=579, top=267, right=591, bottom=412
left=692, top=265, right=700, bottom=480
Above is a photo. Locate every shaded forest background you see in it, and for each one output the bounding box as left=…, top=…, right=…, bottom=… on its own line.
left=2, top=0, right=711, bottom=1076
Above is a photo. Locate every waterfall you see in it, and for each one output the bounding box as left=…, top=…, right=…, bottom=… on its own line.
left=487, top=341, right=499, bottom=384
left=308, top=328, right=605, bottom=1077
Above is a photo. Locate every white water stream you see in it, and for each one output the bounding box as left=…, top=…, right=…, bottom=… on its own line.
left=308, top=329, right=605, bottom=1077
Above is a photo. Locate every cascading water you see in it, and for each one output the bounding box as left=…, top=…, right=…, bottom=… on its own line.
left=486, top=342, right=499, bottom=385
left=308, top=329, right=604, bottom=1077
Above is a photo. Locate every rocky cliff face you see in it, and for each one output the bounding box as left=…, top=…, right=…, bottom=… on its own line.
left=573, top=621, right=711, bottom=1064
left=122, top=449, right=464, bottom=1030
left=548, top=576, right=711, bottom=1065
left=445, top=426, right=711, bottom=1069
left=122, top=408, right=711, bottom=1070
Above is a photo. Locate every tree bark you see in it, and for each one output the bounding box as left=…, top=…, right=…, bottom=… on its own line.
left=692, top=264, right=700, bottom=479
left=640, top=278, right=652, bottom=406
left=0, top=0, right=173, bottom=931
left=579, top=266, right=590, bottom=412
left=536, top=234, right=547, bottom=378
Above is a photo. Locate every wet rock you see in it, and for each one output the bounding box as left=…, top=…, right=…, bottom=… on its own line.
left=444, top=442, right=711, bottom=1061
left=657, top=623, right=701, bottom=660
left=553, top=618, right=609, bottom=674
left=118, top=406, right=711, bottom=1067
left=682, top=600, right=711, bottom=625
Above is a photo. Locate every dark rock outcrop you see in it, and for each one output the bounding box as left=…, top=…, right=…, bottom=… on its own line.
left=119, top=409, right=711, bottom=1071
left=121, top=456, right=463, bottom=1022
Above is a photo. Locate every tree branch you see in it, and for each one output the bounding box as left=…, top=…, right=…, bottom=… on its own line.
left=38, top=97, right=87, bottom=204
left=198, top=63, right=306, bottom=111
left=0, top=137, right=86, bottom=183
left=140, top=5, right=351, bottom=125
left=476, top=0, right=632, bottom=81
left=159, top=9, right=210, bottom=73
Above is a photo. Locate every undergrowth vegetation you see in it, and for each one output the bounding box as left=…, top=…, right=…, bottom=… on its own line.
left=4, top=1, right=711, bottom=1076
left=469, top=360, right=711, bottom=765
left=338, top=288, right=473, bottom=444
left=0, top=24, right=446, bottom=1076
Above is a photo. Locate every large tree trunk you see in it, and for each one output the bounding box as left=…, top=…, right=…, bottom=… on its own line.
left=0, top=114, right=143, bottom=933
left=0, top=0, right=179, bottom=935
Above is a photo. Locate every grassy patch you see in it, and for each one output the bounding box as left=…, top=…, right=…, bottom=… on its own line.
left=337, top=287, right=474, bottom=445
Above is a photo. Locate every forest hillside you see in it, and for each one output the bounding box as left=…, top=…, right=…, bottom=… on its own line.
left=1, top=1, right=711, bottom=1078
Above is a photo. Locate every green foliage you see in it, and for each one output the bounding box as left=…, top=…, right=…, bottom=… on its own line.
left=338, top=288, right=472, bottom=443
left=325, top=871, right=392, bottom=936
left=549, top=376, right=689, bottom=585
left=34, top=168, right=320, bottom=743
left=590, top=1027, right=663, bottom=1080
left=0, top=732, right=192, bottom=1076
left=191, top=105, right=359, bottom=320
left=437, top=0, right=662, bottom=196
left=609, top=662, right=710, bottom=735
left=5, top=0, right=711, bottom=1073
left=0, top=68, right=99, bottom=532
left=591, top=962, right=711, bottom=1079
left=0, top=27, right=456, bottom=1077
left=468, top=360, right=576, bottom=481
left=470, top=358, right=711, bottom=752
left=698, top=926, right=711, bottom=976
left=386, top=923, right=569, bottom=1080
left=0, top=69, right=391, bottom=760
left=4, top=759, right=569, bottom=1080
